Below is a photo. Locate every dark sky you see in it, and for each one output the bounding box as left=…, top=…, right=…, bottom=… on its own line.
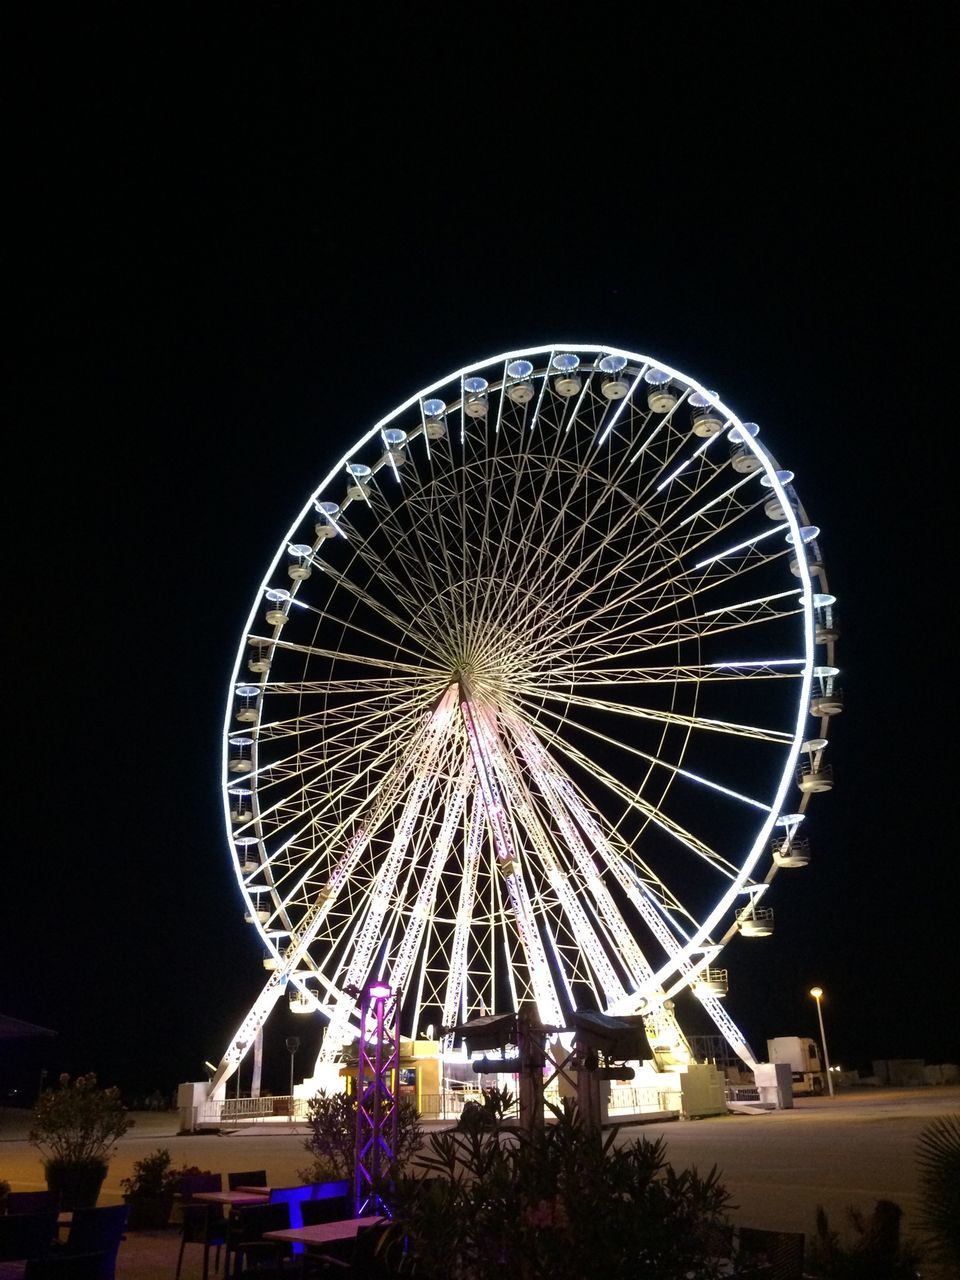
left=5, top=12, right=954, bottom=1099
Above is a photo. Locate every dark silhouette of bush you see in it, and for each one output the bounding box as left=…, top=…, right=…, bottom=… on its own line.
left=385, top=1099, right=734, bottom=1279
left=916, top=1112, right=960, bottom=1269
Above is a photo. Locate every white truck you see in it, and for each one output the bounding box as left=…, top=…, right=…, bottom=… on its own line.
left=766, top=1036, right=827, bottom=1095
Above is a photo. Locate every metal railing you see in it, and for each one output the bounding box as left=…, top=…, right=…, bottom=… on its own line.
left=190, top=1082, right=678, bottom=1130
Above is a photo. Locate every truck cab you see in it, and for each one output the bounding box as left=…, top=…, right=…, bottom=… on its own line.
left=766, top=1036, right=826, bottom=1095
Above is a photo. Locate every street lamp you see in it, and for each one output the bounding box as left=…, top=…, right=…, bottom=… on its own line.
left=286, top=1036, right=300, bottom=1100
left=809, top=987, right=835, bottom=1097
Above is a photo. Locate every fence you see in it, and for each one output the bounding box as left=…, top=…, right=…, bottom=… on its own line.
left=192, top=1081, right=676, bottom=1130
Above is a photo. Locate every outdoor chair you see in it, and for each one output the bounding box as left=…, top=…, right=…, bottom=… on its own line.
left=342, top=1222, right=402, bottom=1278
left=269, top=1184, right=351, bottom=1234
left=227, top=1172, right=268, bottom=1192
left=226, top=1201, right=292, bottom=1276
left=176, top=1174, right=226, bottom=1280
left=0, top=1211, right=59, bottom=1263
left=62, top=1205, right=128, bottom=1280
left=297, top=1191, right=356, bottom=1273
left=299, top=1196, right=352, bottom=1226
left=4, top=1192, right=61, bottom=1215
left=305, top=1222, right=402, bottom=1279
left=736, top=1226, right=805, bottom=1279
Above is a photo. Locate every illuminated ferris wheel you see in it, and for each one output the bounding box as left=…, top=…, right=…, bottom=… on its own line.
left=213, top=345, right=840, bottom=1089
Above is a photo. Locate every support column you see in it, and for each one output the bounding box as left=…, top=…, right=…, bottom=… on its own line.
left=354, top=983, right=401, bottom=1217
left=517, top=1003, right=545, bottom=1138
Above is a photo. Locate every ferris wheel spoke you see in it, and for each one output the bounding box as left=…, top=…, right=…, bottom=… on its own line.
left=505, top=384, right=677, bottom=615
left=482, top=399, right=668, bottom=643
left=440, top=785, right=487, bottom=1043
left=277, top=688, right=461, bottom=1005
left=529, top=451, right=773, bottom=634
left=249, top=697, right=444, bottom=884
left=517, top=693, right=774, bottom=823
left=503, top=712, right=713, bottom=983
left=475, top=705, right=627, bottom=1008
left=318, top=685, right=462, bottom=1058
left=254, top=684, right=434, bottom=740
left=513, top=699, right=743, bottom=878
left=259, top=636, right=430, bottom=678
left=506, top=403, right=716, bottom=629
left=460, top=690, right=565, bottom=1026
left=386, top=764, right=469, bottom=1006
left=526, top=686, right=793, bottom=745
left=354, top=477, right=465, bottom=639
left=293, top=576, right=438, bottom=656
left=540, top=536, right=796, bottom=658
left=401, top=453, right=484, bottom=643
left=340, top=481, right=454, bottom=610
left=507, top=715, right=663, bottom=988
left=251, top=688, right=428, bottom=776
left=534, top=492, right=777, bottom=652
left=263, top=674, right=431, bottom=696
left=534, top=660, right=805, bottom=686
left=477, top=441, right=609, bottom=637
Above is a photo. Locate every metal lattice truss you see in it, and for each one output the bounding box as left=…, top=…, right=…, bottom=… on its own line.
left=213, top=346, right=836, bottom=1087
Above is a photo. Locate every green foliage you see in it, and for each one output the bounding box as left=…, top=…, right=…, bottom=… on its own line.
left=385, top=1099, right=735, bottom=1279
left=456, top=1086, right=516, bottom=1134
left=806, top=1201, right=922, bottom=1278
left=915, top=1112, right=960, bottom=1267
left=298, top=1089, right=423, bottom=1184
left=29, top=1073, right=131, bottom=1166
left=121, top=1148, right=177, bottom=1200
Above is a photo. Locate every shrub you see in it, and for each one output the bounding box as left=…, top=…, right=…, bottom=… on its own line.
left=386, top=1099, right=735, bottom=1279
left=806, top=1201, right=922, bottom=1278
left=30, top=1073, right=131, bottom=1165
left=915, top=1112, right=960, bottom=1269
left=121, top=1148, right=177, bottom=1200
left=298, top=1089, right=423, bottom=1184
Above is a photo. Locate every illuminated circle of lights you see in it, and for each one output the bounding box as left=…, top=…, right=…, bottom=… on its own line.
left=222, top=345, right=838, bottom=1065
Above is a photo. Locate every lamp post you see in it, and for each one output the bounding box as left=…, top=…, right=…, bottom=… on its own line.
left=286, top=1036, right=300, bottom=1101
left=809, top=987, right=835, bottom=1097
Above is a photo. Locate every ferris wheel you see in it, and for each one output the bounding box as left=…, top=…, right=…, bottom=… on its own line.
left=213, top=345, right=840, bottom=1089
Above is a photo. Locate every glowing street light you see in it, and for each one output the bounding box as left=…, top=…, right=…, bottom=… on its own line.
left=809, top=987, right=835, bottom=1097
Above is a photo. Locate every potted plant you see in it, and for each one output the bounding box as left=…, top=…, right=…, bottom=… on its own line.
left=121, top=1148, right=178, bottom=1229
left=30, top=1072, right=132, bottom=1209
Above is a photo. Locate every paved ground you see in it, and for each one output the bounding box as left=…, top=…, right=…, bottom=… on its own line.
left=2, top=1086, right=957, bottom=1277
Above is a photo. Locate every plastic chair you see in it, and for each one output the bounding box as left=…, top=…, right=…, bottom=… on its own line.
left=227, top=1171, right=268, bottom=1192
left=5, top=1192, right=61, bottom=1215
left=63, top=1206, right=128, bottom=1280
left=226, top=1201, right=291, bottom=1276
left=737, top=1226, right=805, bottom=1279
left=176, top=1175, right=226, bottom=1280
left=0, top=1211, right=59, bottom=1262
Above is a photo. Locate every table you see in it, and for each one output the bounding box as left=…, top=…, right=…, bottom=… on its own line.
left=232, top=1185, right=270, bottom=1195
left=264, top=1216, right=384, bottom=1248
left=191, top=1191, right=270, bottom=1207
left=190, top=1190, right=271, bottom=1280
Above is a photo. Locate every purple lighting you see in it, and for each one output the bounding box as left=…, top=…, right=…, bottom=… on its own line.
left=367, top=982, right=392, bottom=999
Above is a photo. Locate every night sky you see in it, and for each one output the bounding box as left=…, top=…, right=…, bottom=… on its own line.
left=5, top=12, right=954, bottom=1101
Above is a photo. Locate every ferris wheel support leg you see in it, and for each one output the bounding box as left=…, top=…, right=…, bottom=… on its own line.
left=210, top=973, right=287, bottom=1093
left=697, top=992, right=757, bottom=1069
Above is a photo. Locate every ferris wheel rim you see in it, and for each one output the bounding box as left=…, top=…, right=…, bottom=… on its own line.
left=222, top=344, right=822, bottom=1035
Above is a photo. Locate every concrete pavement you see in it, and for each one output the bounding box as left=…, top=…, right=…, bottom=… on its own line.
left=2, top=1086, right=957, bottom=1277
